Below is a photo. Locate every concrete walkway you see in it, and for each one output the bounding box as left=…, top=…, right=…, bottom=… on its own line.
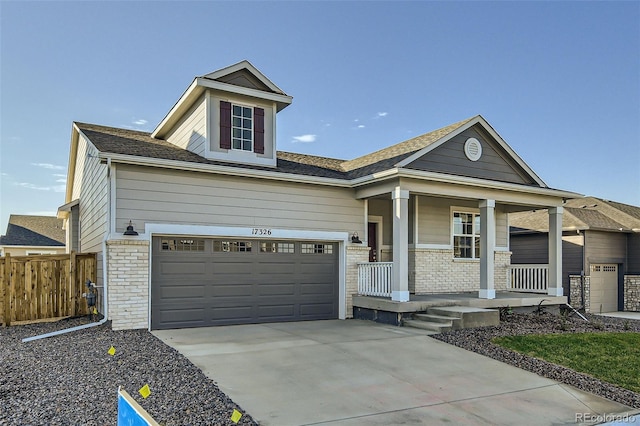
left=598, top=311, right=640, bottom=321
left=153, top=320, right=634, bottom=425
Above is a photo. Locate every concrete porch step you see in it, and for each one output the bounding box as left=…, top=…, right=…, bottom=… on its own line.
left=413, top=313, right=462, bottom=329
left=428, top=306, right=499, bottom=329
left=402, top=305, right=500, bottom=332
left=402, top=319, right=451, bottom=333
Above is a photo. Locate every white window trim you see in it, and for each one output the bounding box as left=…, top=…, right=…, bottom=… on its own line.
left=451, top=207, right=481, bottom=260
left=231, top=102, right=254, bottom=152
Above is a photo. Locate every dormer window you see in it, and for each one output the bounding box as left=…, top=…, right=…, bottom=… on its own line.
left=220, top=101, right=265, bottom=155
left=232, top=104, right=253, bottom=151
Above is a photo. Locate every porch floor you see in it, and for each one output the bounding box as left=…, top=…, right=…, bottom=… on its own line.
left=352, top=292, right=568, bottom=314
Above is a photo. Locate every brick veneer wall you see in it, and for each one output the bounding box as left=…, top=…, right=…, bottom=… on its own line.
left=106, top=239, right=150, bottom=330
left=410, top=248, right=511, bottom=294
left=624, top=275, right=640, bottom=312
left=346, top=244, right=371, bottom=317
left=569, top=275, right=590, bottom=312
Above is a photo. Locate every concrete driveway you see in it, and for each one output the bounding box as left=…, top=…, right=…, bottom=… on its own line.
left=153, top=320, right=633, bottom=425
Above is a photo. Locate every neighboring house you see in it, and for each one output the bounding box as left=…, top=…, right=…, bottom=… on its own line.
left=59, top=60, right=578, bottom=331
left=0, top=215, right=66, bottom=257
left=510, top=197, right=640, bottom=313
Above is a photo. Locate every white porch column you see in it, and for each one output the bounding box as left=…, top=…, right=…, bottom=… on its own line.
left=548, top=206, right=564, bottom=296
left=479, top=199, right=496, bottom=299
left=392, top=187, right=410, bottom=302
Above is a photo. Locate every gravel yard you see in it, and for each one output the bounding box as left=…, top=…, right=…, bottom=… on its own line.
left=3, top=312, right=640, bottom=425
left=0, top=318, right=257, bottom=426
left=432, top=311, right=640, bottom=409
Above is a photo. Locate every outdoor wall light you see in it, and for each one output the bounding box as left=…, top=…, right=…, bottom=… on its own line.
left=123, top=220, right=139, bottom=236
left=351, top=232, right=362, bottom=244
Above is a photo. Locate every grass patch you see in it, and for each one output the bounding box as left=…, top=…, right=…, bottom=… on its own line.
left=493, top=332, right=640, bottom=393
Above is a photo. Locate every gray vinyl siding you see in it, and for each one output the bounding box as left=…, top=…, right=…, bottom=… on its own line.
left=368, top=199, right=392, bottom=245
left=509, top=232, right=585, bottom=298
left=628, top=233, right=640, bottom=274
left=115, top=165, right=363, bottom=235
left=408, top=197, right=415, bottom=245
left=562, top=234, right=584, bottom=300
left=416, top=196, right=451, bottom=245
left=165, top=95, right=207, bottom=156
left=217, top=69, right=272, bottom=92
left=585, top=230, right=626, bottom=266
left=496, top=206, right=508, bottom=248
left=406, top=126, right=537, bottom=185
left=510, top=233, right=548, bottom=264
left=414, top=196, right=507, bottom=247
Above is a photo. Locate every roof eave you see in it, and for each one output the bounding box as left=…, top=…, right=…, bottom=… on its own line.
left=98, top=152, right=352, bottom=188
left=151, top=77, right=293, bottom=140
left=351, top=167, right=582, bottom=200
left=151, top=79, right=201, bottom=139
left=196, top=78, right=293, bottom=111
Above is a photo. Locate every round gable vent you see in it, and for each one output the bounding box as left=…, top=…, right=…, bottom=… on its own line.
left=464, top=138, right=482, bottom=161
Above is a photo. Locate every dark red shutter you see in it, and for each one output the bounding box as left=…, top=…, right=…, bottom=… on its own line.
left=254, top=107, right=265, bottom=154
left=220, top=101, right=231, bottom=149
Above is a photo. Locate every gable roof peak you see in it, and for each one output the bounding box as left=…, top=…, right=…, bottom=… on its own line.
left=341, top=116, right=478, bottom=173
left=200, top=60, right=287, bottom=95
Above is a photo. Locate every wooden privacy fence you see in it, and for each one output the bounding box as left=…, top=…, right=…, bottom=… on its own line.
left=0, top=252, right=97, bottom=326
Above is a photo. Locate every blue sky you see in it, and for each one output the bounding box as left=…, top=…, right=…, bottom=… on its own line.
left=1, top=1, right=639, bottom=234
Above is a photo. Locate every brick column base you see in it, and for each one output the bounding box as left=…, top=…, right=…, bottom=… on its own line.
left=106, top=239, right=150, bottom=330
left=346, top=244, right=371, bottom=318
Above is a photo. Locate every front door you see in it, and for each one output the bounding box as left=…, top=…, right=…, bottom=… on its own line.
left=368, top=222, right=378, bottom=262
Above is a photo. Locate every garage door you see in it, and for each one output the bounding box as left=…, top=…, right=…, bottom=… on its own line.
left=589, top=264, right=618, bottom=313
left=151, top=237, right=339, bottom=329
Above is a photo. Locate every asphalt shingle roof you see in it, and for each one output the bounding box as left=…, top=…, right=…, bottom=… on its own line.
left=509, top=196, right=640, bottom=233
left=75, top=117, right=477, bottom=181
left=0, top=215, right=65, bottom=246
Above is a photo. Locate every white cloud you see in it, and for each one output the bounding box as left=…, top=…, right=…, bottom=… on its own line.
left=133, top=119, right=148, bottom=125
left=357, top=125, right=365, bottom=129
left=15, top=182, right=66, bottom=192
left=377, top=112, right=388, bottom=117
left=292, top=134, right=317, bottom=143
left=31, top=163, right=65, bottom=170
left=53, top=174, right=66, bottom=177
left=56, top=178, right=67, bottom=183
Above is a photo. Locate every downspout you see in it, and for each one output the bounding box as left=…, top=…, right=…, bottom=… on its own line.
left=23, top=158, right=112, bottom=342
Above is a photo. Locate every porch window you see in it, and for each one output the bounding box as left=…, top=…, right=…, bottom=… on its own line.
left=453, top=212, right=480, bottom=259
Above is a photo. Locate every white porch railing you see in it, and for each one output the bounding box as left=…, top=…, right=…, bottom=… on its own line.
left=508, top=264, right=549, bottom=293
left=357, top=262, right=393, bottom=297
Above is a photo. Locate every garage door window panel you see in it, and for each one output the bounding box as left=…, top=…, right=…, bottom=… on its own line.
left=260, top=242, right=295, bottom=253
left=161, top=239, right=205, bottom=251
left=302, top=243, right=333, bottom=254
left=214, top=241, right=252, bottom=252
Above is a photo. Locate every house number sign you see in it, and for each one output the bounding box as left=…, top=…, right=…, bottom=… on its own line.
left=252, top=228, right=272, bottom=236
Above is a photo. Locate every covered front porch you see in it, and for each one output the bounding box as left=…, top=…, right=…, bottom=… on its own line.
left=353, top=290, right=567, bottom=313
left=352, top=291, right=568, bottom=327
left=353, top=182, right=567, bottom=305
